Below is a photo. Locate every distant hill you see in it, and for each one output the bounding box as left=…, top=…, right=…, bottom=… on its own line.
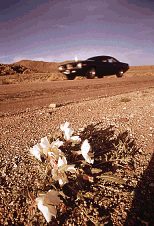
left=0, top=59, right=73, bottom=77
left=0, top=63, right=32, bottom=76
left=14, top=60, right=61, bottom=73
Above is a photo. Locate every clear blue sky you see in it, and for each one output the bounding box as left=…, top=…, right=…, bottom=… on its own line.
left=0, top=0, right=154, bottom=65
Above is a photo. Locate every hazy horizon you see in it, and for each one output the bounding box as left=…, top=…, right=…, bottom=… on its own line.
left=0, top=0, right=154, bottom=66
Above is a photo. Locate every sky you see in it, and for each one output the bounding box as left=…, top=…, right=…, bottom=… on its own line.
left=0, top=0, right=154, bottom=65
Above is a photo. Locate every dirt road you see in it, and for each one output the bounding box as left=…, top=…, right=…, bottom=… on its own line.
left=0, top=75, right=154, bottom=114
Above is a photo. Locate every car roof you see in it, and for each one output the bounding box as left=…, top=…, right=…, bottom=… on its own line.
left=87, top=56, right=115, bottom=61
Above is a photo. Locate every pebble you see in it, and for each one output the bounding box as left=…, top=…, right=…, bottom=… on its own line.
left=49, top=103, right=56, bottom=108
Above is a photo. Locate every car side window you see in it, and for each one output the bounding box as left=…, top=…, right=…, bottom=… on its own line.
left=102, top=59, right=107, bottom=62
left=108, top=58, right=114, bottom=63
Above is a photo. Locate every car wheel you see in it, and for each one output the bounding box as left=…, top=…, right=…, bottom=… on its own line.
left=86, top=67, right=96, bottom=79
left=116, top=70, right=124, bottom=77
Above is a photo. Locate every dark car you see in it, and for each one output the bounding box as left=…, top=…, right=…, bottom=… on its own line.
left=58, top=55, right=129, bottom=80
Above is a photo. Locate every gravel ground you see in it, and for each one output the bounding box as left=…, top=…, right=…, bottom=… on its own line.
left=0, top=88, right=154, bottom=226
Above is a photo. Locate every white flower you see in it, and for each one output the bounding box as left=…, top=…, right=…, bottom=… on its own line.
left=60, top=122, right=81, bottom=143
left=60, top=122, right=74, bottom=141
left=52, top=156, right=76, bottom=186
left=36, top=190, right=61, bottom=222
left=70, top=135, right=81, bottom=143
left=58, top=156, right=76, bottom=173
left=51, top=139, right=64, bottom=148
left=30, top=144, right=42, bottom=161
left=48, top=147, right=63, bottom=168
left=81, top=139, right=94, bottom=164
left=40, top=136, right=51, bottom=156
left=40, top=136, right=50, bottom=149
left=30, top=136, right=65, bottom=164
left=30, top=136, right=51, bottom=161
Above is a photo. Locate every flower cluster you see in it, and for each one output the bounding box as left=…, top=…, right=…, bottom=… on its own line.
left=30, top=122, right=94, bottom=222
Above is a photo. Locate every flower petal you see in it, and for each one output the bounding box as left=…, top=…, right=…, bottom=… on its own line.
left=64, top=128, right=74, bottom=141
left=58, top=156, right=67, bottom=168
left=51, top=139, right=64, bottom=148
left=70, top=136, right=81, bottom=143
left=84, top=154, right=94, bottom=164
left=36, top=190, right=61, bottom=222
left=30, top=144, right=42, bottom=161
left=36, top=197, right=57, bottom=222
left=81, top=139, right=91, bottom=156
left=44, top=190, right=61, bottom=206
left=40, top=136, right=50, bottom=149
left=60, top=121, right=70, bottom=131
left=81, top=140, right=94, bottom=164
left=60, top=122, right=74, bottom=140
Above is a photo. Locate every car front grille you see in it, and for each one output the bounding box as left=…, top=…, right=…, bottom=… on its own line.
left=67, top=64, right=74, bottom=69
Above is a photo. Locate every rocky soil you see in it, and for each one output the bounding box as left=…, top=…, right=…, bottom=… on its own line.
left=0, top=63, right=32, bottom=76
left=0, top=86, right=154, bottom=225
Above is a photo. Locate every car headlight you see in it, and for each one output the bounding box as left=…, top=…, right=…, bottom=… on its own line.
left=58, top=66, right=64, bottom=71
left=77, top=63, right=82, bottom=68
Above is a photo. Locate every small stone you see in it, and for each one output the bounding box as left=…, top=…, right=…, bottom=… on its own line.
left=49, top=103, right=56, bottom=108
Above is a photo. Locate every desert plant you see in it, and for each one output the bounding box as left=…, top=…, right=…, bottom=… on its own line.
left=28, top=122, right=139, bottom=225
